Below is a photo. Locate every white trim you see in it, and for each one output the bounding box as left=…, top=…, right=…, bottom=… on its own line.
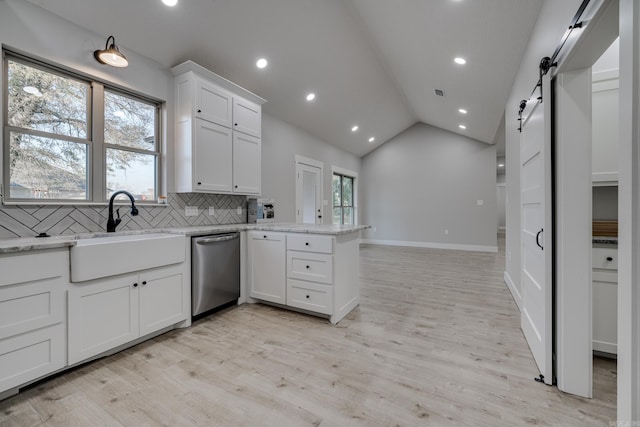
left=331, top=165, right=358, bottom=225
left=361, top=239, right=497, bottom=253
left=295, top=154, right=323, bottom=169
left=503, top=271, right=522, bottom=311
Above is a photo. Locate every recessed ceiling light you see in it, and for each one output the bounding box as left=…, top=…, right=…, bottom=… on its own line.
left=368, top=137, right=375, bottom=143
left=459, top=124, right=467, bottom=129
left=306, top=93, right=316, bottom=101
left=458, top=108, right=467, bottom=114
left=498, top=163, right=505, bottom=168
left=351, top=125, right=359, bottom=132
left=162, top=0, right=177, bottom=6
left=256, top=58, right=268, bottom=69
left=454, top=57, right=466, bottom=65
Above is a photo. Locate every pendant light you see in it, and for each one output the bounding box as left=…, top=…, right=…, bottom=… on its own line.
left=94, top=35, right=128, bottom=68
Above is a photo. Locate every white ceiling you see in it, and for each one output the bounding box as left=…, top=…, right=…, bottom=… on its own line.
left=27, top=0, right=543, bottom=158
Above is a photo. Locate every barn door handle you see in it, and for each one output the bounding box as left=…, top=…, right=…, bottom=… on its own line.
left=536, top=228, right=544, bottom=250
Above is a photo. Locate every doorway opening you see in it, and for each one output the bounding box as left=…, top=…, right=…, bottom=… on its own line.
left=295, top=155, right=323, bottom=224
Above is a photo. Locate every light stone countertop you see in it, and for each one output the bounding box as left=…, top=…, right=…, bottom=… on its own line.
left=0, top=223, right=371, bottom=254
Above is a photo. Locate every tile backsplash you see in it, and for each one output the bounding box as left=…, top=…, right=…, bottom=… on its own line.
left=0, top=193, right=247, bottom=239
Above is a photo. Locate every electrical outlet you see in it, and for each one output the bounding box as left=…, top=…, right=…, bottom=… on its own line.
left=185, top=206, right=198, bottom=217
left=237, top=206, right=242, bottom=215
left=323, top=200, right=329, bottom=206
left=208, top=207, right=215, bottom=216
left=477, top=199, right=484, bottom=206
left=444, top=229, right=449, bottom=235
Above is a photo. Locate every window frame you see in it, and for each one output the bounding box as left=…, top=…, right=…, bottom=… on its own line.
left=332, top=166, right=358, bottom=225
left=2, top=49, right=163, bottom=205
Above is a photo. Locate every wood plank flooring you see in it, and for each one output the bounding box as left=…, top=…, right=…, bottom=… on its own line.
left=0, top=237, right=616, bottom=426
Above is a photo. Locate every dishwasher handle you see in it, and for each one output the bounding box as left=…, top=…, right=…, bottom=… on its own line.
left=195, top=234, right=239, bottom=244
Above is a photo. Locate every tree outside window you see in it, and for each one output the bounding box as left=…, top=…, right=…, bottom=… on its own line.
left=333, top=173, right=354, bottom=225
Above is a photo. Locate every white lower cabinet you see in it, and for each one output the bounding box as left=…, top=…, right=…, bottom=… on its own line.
left=0, top=249, right=68, bottom=395
left=248, top=231, right=360, bottom=324
left=248, top=231, right=286, bottom=304
left=592, top=246, right=617, bottom=355
left=68, top=264, right=186, bottom=365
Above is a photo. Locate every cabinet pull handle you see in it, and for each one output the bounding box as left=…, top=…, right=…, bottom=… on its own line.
left=142, top=281, right=147, bottom=285
left=535, top=228, right=544, bottom=250
left=306, top=265, right=310, bottom=269
left=197, top=109, right=201, bottom=113
left=234, top=123, right=238, bottom=126
left=606, top=257, right=613, bottom=262
left=306, top=295, right=310, bottom=299
left=235, top=185, right=238, bottom=188
left=133, top=283, right=138, bottom=288
left=197, top=182, right=202, bottom=185
left=263, top=235, right=267, bottom=239
left=305, top=242, right=309, bottom=246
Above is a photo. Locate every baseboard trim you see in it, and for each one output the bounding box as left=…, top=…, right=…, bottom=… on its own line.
left=361, top=239, right=498, bottom=253
left=504, top=271, right=522, bottom=311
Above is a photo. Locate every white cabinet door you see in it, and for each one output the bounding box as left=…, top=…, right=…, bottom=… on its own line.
left=139, top=266, right=186, bottom=336
left=68, top=275, right=139, bottom=365
left=194, top=119, right=233, bottom=193
left=195, top=77, right=233, bottom=127
left=248, top=232, right=286, bottom=304
left=232, top=132, right=261, bottom=194
left=592, top=71, right=619, bottom=183
left=233, top=97, right=261, bottom=137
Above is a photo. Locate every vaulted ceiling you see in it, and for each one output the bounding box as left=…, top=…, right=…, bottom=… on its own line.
left=27, top=0, right=543, bottom=157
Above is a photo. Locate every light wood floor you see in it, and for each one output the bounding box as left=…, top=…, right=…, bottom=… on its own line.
left=0, top=237, right=616, bottom=426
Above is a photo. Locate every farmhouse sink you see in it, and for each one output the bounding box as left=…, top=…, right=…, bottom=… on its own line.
left=70, top=233, right=185, bottom=282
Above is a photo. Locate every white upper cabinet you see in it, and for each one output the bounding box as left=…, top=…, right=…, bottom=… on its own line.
left=195, top=78, right=233, bottom=128
left=232, top=132, right=261, bottom=194
left=172, top=61, right=266, bottom=195
left=233, top=97, right=261, bottom=137
left=592, top=70, right=619, bottom=185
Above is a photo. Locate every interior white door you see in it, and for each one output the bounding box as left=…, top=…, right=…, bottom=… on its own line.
left=296, top=161, right=322, bottom=224
left=520, top=74, right=553, bottom=385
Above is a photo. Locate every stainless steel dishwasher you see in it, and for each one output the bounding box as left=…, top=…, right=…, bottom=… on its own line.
left=191, top=232, right=240, bottom=317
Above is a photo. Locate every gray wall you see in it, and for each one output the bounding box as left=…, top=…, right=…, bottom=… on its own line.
left=360, top=123, right=497, bottom=250
left=504, top=0, right=583, bottom=302
left=260, top=114, right=361, bottom=223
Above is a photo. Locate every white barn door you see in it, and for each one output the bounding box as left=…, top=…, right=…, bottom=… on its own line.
left=520, top=74, right=553, bottom=385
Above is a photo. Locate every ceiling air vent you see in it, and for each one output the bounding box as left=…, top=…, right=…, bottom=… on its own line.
left=434, top=89, right=445, bottom=97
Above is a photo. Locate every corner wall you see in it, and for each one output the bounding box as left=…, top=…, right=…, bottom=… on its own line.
left=360, top=122, right=497, bottom=252
left=260, top=114, right=361, bottom=223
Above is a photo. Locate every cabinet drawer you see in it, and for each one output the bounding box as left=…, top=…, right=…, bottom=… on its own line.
left=287, top=234, right=333, bottom=254
left=287, top=251, right=333, bottom=284
left=287, top=279, right=333, bottom=315
left=0, top=279, right=64, bottom=340
left=0, top=323, right=65, bottom=393
left=0, top=250, right=66, bottom=288
left=593, top=247, right=617, bottom=270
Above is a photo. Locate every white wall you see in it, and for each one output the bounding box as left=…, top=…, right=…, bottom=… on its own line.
left=260, top=114, right=361, bottom=223
left=504, top=0, right=583, bottom=304
left=360, top=122, right=497, bottom=252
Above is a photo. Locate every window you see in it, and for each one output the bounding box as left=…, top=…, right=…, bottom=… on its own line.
left=3, top=52, right=160, bottom=203
left=332, top=169, right=357, bottom=225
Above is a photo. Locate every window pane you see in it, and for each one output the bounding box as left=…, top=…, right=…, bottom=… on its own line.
left=9, top=132, right=87, bottom=199
left=342, top=176, right=353, bottom=207
left=7, top=60, right=88, bottom=139
left=343, top=207, right=353, bottom=225
left=333, top=207, right=342, bottom=225
left=332, top=175, right=341, bottom=207
left=105, top=91, right=156, bottom=150
left=106, top=149, right=156, bottom=201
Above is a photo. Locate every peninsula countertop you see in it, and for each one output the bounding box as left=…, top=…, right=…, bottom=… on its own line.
left=0, top=223, right=371, bottom=254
